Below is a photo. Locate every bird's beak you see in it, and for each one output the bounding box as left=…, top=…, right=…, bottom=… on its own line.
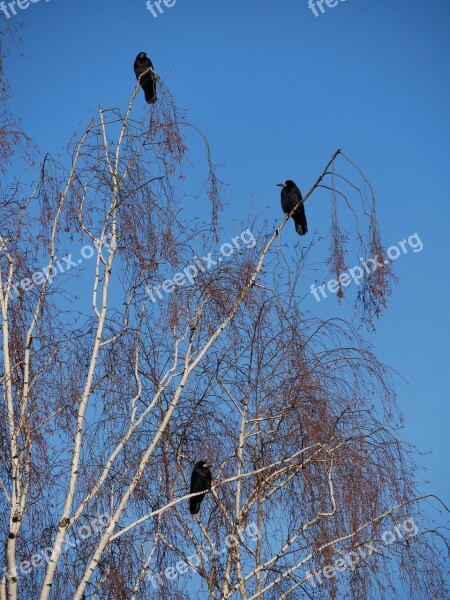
left=276, top=183, right=285, bottom=187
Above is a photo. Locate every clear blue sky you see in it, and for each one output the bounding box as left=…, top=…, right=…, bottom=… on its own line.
left=5, top=0, right=450, bottom=524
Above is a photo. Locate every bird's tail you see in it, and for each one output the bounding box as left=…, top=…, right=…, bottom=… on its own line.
left=295, top=221, right=307, bottom=236
left=145, top=88, right=157, bottom=104
left=190, top=498, right=201, bottom=515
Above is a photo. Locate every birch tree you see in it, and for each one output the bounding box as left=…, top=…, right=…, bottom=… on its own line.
left=1, top=33, right=448, bottom=600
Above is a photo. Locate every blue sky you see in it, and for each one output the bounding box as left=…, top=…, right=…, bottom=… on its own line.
left=5, top=0, right=450, bottom=538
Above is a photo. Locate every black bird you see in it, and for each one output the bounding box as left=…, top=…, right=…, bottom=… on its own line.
left=277, top=180, right=308, bottom=236
left=189, top=460, right=212, bottom=515
left=134, top=52, right=157, bottom=104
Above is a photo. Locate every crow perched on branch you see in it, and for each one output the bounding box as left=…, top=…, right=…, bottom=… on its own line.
left=134, top=52, right=157, bottom=104
left=277, top=180, right=308, bottom=236
left=189, top=461, right=212, bottom=515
